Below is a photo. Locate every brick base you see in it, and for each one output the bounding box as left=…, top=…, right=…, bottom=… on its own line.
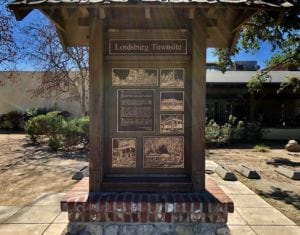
left=61, top=177, right=233, bottom=224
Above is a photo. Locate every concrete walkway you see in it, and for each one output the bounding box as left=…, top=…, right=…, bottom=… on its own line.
left=0, top=161, right=298, bottom=235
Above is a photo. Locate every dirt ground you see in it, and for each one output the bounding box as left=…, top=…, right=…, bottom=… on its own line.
left=1, top=134, right=299, bottom=225
left=207, top=144, right=300, bottom=225
left=0, top=134, right=88, bottom=206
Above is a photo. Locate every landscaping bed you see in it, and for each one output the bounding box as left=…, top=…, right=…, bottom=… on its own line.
left=0, top=134, right=88, bottom=206
left=207, top=144, right=300, bottom=225
left=1, top=134, right=299, bottom=226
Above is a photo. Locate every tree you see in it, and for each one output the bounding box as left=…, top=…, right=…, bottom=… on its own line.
left=214, top=7, right=300, bottom=94
left=0, top=0, right=17, bottom=86
left=22, top=22, right=89, bottom=116
left=0, top=0, right=16, bottom=67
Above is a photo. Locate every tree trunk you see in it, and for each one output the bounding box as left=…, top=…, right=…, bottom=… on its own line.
left=81, top=77, right=87, bottom=116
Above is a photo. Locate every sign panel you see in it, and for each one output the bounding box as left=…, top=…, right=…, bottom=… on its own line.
left=160, top=114, right=184, bottom=134
left=117, top=89, right=155, bottom=132
left=110, top=39, right=187, bottom=55
left=143, top=136, right=184, bottom=168
left=160, top=91, right=184, bottom=111
left=112, top=68, right=158, bottom=86
left=160, top=68, right=184, bottom=88
left=112, top=138, right=136, bottom=168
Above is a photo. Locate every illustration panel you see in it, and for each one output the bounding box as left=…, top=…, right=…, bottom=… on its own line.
left=144, top=136, right=184, bottom=168
left=112, top=68, right=158, bottom=86
left=118, top=89, right=155, bottom=132
left=160, top=68, right=184, bottom=88
left=160, top=114, right=184, bottom=134
left=160, top=91, right=184, bottom=111
left=112, top=138, right=136, bottom=168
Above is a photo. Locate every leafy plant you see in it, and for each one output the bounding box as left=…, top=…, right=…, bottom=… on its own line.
left=25, top=112, right=89, bottom=150
left=0, top=111, right=24, bottom=130
left=205, top=120, right=232, bottom=145
left=63, top=116, right=89, bottom=148
left=24, top=111, right=65, bottom=148
left=253, top=144, right=271, bottom=152
left=205, top=115, right=262, bottom=145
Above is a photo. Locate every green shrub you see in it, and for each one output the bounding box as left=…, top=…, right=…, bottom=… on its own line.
left=24, top=111, right=66, bottom=148
left=63, top=116, right=89, bottom=147
left=25, top=113, right=89, bottom=150
left=24, top=107, right=70, bottom=121
left=205, top=115, right=262, bottom=145
left=24, top=107, right=49, bottom=121
left=205, top=120, right=232, bottom=145
left=253, top=144, right=271, bottom=152
left=0, top=111, right=24, bottom=130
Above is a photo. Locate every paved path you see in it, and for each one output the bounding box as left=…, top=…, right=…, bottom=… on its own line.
left=0, top=161, right=299, bottom=235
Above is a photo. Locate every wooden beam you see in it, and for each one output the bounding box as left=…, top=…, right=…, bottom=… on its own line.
left=79, top=6, right=89, bottom=18
left=207, top=7, right=216, bottom=17
left=56, top=28, right=67, bottom=52
left=188, top=8, right=195, bottom=19
left=13, top=9, right=32, bottom=21
left=191, top=13, right=207, bottom=192
left=89, top=10, right=105, bottom=192
left=231, top=10, right=259, bottom=32
left=41, top=8, right=66, bottom=32
left=99, top=8, right=106, bottom=19
left=145, top=7, right=151, bottom=20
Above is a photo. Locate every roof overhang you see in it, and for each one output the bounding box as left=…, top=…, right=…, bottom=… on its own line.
left=9, top=1, right=297, bottom=50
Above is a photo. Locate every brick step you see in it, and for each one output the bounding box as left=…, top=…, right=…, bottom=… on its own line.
left=61, top=177, right=233, bottom=224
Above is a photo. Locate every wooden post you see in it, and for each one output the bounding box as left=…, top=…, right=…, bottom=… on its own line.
left=89, top=11, right=105, bottom=192
left=191, top=13, right=207, bottom=192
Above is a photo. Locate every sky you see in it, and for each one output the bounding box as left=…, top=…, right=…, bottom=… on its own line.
left=7, top=9, right=279, bottom=71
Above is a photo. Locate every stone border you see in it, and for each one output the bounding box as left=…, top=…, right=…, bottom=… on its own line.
left=275, top=166, right=300, bottom=180
left=66, top=222, right=229, bottom=235
left=216, top=166, right=237, bottom=181
left=236, top=164, right=261, bottom=179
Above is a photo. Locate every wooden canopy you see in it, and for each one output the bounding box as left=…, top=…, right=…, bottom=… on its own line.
left=10, top=0, right=296, bottom=50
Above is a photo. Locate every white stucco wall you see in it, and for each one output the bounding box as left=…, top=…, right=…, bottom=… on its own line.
left=0, top=72, right=83, bottom=117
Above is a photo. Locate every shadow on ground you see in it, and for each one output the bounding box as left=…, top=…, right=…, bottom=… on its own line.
left=266, top=157, right=300, bottom=167
left=258, top=186, right=300, bottom=210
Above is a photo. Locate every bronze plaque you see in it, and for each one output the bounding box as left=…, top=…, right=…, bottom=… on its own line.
left=112, top=68, right=158, bottom=86
left=118, top=89, right=155, bottom=132
left=109, top=39, right=187, bottom=55
left=160, top=114, right=184, bottom=134
left=144, top=136, right=184, bottom=168
left=112, top=138, right=136, bottom=168
left=160, top=68, right=184, bottom=88
left=160, top=91, right=184, bottom=111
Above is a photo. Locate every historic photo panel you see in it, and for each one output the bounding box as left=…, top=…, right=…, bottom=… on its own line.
left=112, top=68, right=158, bottom=86
left=112, top=138, right=136, bottom=168
left=160, top=91, right=184, bottom=111
left=143, top=136, right=184, bottom=168
left=160, top=68, right=184, bottom=88
left=160, top=114, right=184, bottom=134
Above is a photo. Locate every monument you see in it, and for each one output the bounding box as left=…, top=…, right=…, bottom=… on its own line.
left=9, top=0, right=295, bottom=233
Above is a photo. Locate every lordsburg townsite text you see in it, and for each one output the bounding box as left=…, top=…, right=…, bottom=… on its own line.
left=110, top=39, right=187, bottom=54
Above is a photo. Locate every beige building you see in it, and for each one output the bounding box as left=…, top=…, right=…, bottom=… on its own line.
left=0, top=72, right=83, bottom=117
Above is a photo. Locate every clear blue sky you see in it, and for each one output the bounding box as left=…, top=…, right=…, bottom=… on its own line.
left=9, top=10, right=277, bottom=71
